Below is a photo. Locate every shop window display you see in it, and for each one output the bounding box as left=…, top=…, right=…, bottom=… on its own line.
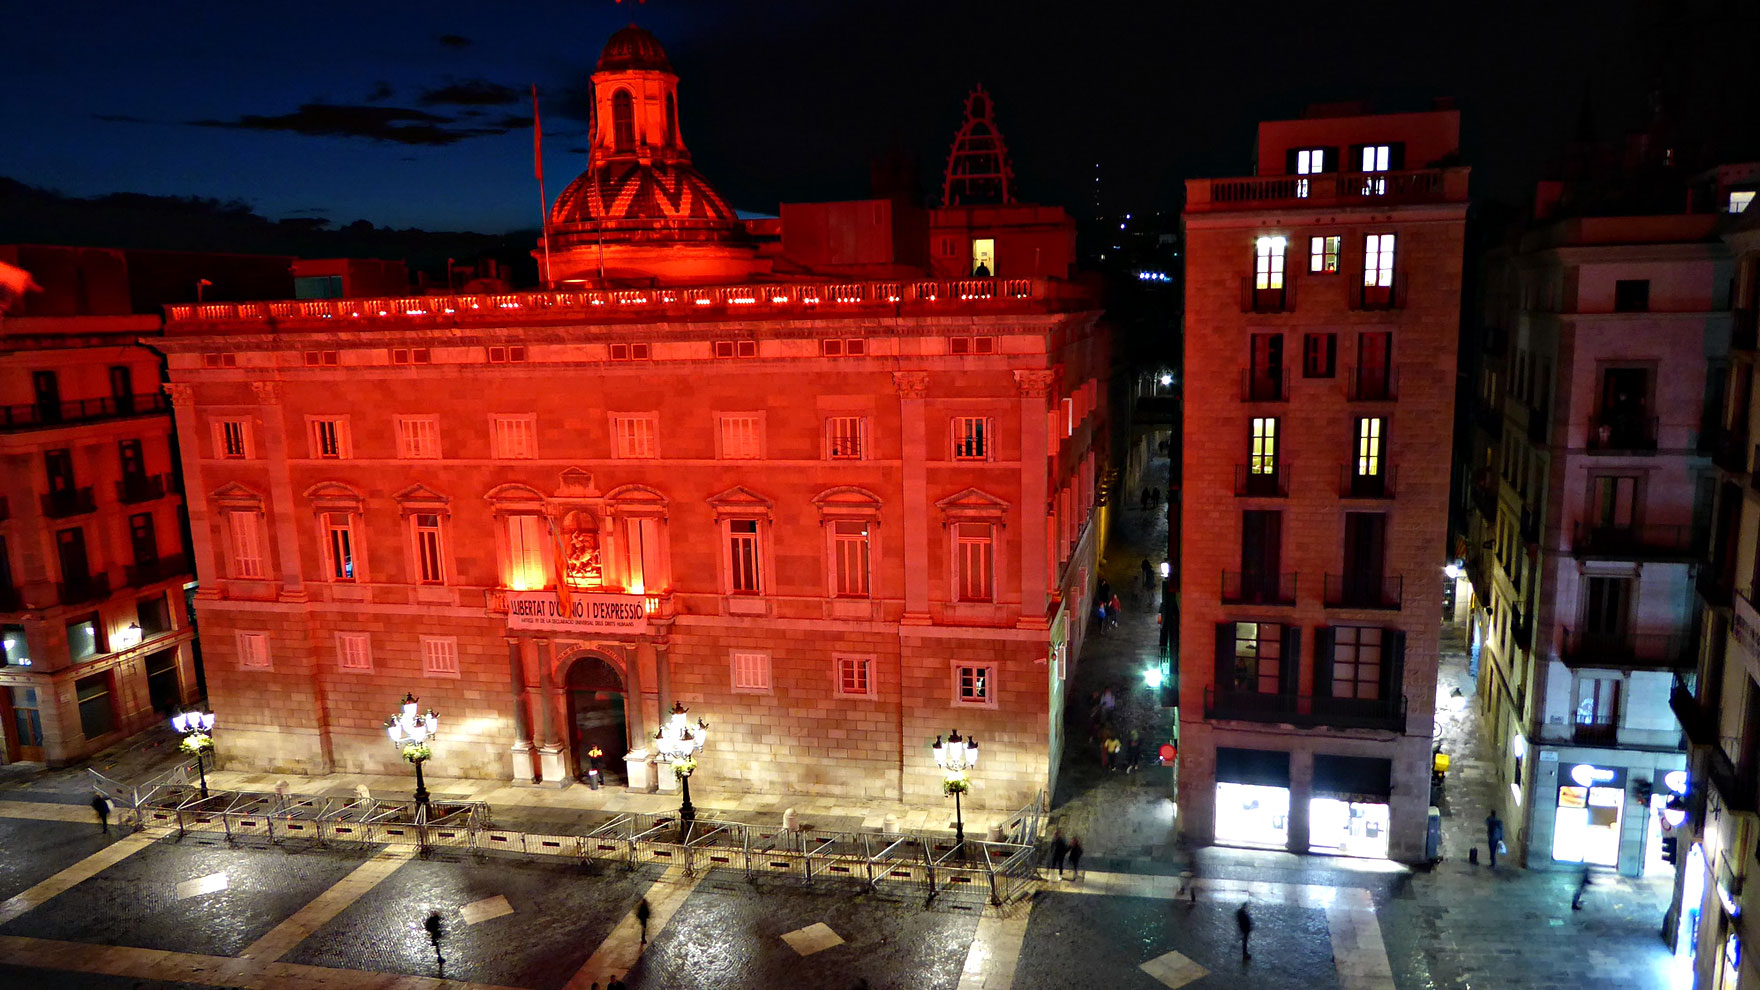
left=1215, top=782, right=1290, bottom=848
left=1309, top=798, right=1391, bottom=859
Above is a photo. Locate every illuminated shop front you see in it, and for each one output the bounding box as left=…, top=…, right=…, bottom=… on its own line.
left=1551, top=763, right=1625, bottom=867
left=1309, top=754, right=1394, bottom=859
left=1214, top=747, right=1291, bottom=849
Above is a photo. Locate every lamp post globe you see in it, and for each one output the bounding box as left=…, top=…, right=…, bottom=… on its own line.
left=171, top=707, right=216, bottom=799
left=932, top=728, right=980, bottom=850
left=385, top=692, right=439, bottom=811
left=654, top=701, right=708, bottom=824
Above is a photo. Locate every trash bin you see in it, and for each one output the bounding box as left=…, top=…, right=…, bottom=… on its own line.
left=1425, top=806, right=1442, bottom=862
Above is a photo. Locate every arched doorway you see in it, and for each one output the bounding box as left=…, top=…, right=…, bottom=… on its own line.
left=564, top=653, right=629, bottom=785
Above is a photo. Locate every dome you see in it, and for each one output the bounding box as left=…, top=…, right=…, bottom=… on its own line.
left=550, top=159, right=739, bottom=230
left=596, top=25, right=673, bottom=73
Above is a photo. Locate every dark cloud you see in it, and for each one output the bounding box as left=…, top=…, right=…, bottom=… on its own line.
left=490, top=114, right=534, bottom=129
left=93, top=113, right=151, bottom=123
left=365, top=81, right=393, bottom=102
left=286, top=206, right=330, bottom=214
left=188, top=103, right=521, bottom=146
left=419, top=79, right=522, bottom=107
left=566, top=146, right=588, bottom=154
left=437, top=33, right=471, bottom=48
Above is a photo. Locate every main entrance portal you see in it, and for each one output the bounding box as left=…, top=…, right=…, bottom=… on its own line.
left=565, top=654, right=629, bottom=784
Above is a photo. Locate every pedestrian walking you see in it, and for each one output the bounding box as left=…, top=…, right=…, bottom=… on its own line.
left=1485, top=810, right=1505, bottom=869
left=1572, top=868, right=1592, bottom=910
left=635, top=898, right=652, bottom=946
left=1095, top=602, right=1108, bottom=636
left=607, top=976, right=627, bottom=990
left=90, top=794, right=110, bottom=834
left=1097, top=577, right=1111, bottom=605
left=1103, top=733, right=1121, bottom=771
left=1108, top=593, right=1122, bottom=630
left=1126, top=729, right=1142, bottom=773
left=1049, top=828, right=1070, bottom=879
left=1236, top=901, right=1254, bottom=960
left=1099, top=687, right=1116, bottom=717
left=1140, top=487, right=1151, bottom=510
left=1067, top=836, right=1083, bottom=879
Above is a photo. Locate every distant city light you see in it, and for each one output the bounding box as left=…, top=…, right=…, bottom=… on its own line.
left=1159, top=374, right=1173, bottom=385
left=1136, top=271, right=1171, bottom=282
left=1142, top=666, right=1164, bottom=689
left=1443, top=563, right=1463, bottom=580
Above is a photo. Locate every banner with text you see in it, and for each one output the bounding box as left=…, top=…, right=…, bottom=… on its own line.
left=506, top=591, right=649, bottom=635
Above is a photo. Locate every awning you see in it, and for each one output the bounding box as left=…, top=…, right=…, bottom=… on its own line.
left=1313, top=754, right=1393, bottom=802
left=1215, top=747, right=1291, bottom=788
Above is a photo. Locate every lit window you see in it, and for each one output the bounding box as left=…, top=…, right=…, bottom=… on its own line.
left=971, top=238, right=995, bottom=276
left=398, top=417, right=441, bottom=459
left=827, top=416, right=865, bottom=459
left=237, top=631, right=271, bottom=669
left=1251, top=418, right=1278, bottom=475
left=1729, top=190, right=1754, bottom=214
left=955, top=664, right=992, bottom=705
left=623, top=515, right=661, bottom=594
left=1233, top=622, right=1282, bottom=694
left=953, top=417, right=991, bottom=459
left=728, top=519, right=762, bottom=594
left=1254, top=236, right=1286, bottom=290
left=731, top=650, right=771, bottom=692
left=1363, top=233, right=1395, bottom=288
left=228, top=511, right=264, bottom=579
left=309, top=418, right=349, bottom=459
left=613, top=414, right=657, bottom=458
left=505, top=514, right=548, bottom=590
left=413, top=513, right=445, bottom=584
left=719, top=414, right=761, bottom=459
left=492, top=415, right=536, bottom=459
left=1295, top=148, right=1326, bottom=197
left=955, top=522, right=994, bottom=602
left=1356, top=417, right=1385, bottom=477
left=1361, top=145, right=1391, bottom=172
left=336, top=632, right=371, bottom=671
left=1331, top=626, right=1383, bottom=699
left=1309, top=235, right=1340, bottom=274
left=421, top=637, right=459, bottom=676
left=324, top=512, right=356, bottom=581
left=833, top=520, right=871, bottom=598
left=218, top=421, right=249, bottom=459
left=836, top=655, right=874, bottom=697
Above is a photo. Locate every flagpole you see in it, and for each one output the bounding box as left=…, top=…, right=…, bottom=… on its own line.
left=532, top=84, right=554, bottom=290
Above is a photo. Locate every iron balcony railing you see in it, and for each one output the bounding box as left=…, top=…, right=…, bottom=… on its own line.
left=1346, top=364, right=1397, bottom=401
left=1239, top=276, right=1296, bottom=314
left=1240, top=368, right=1290, bottom=402
left=1560, top=627, right=1694, bottom=669
left=1221, top=570, right=1297, bottom=606
left=116, top=473, right=170, bottom=505
left=1671, top=672, right=1717, bottom=745
left=1339, top=466, right=1395, bottom=499
left=1572, top=721, right=1619, bottom=746
left=1323, top=573, right=1402, bottom=610
left=1235, top=465, right=1289, bottom=498
left=1570, top=522, right=1701, bottom=561
left=1349, top=274, right=1408, bottom=311
left=58, top=574, right=111, bottom=606
left=1587, top=414, right=1658, bottom=453
left=0, top=392, right=168, bottom=433
left=1186, top=168, right=1469, bottom=212
left=126, top=554, right=192, bottom=588
left=1203, top=687, right=1407, bottom=731
left=1469, top=483, right=1496, bottom=521
left=1706, top=738, right=1758, bottom=813
left=41, top=486, right=97, bottom=518
left=1697, top=565, right=1735, bottom=610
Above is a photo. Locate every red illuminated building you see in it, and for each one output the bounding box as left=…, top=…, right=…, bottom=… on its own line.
left=156, top=27, right=1108, bottom=812
left=1179, top=104, right=1468, bottom=861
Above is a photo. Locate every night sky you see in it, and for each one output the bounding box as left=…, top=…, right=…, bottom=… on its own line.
left=2, top=0, right=1733, bottom=234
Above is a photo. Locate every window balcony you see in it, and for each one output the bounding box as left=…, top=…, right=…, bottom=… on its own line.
left=1235, top=465, right=1288, bottom=498
left=1527, top=404, right=1550, bottom=445
left=1474, top=401, right=1504, bottom=440
left=1587, top=414, right=1657, bottom=453
left=1733, top=308, right=1757, bottom=352
left=1560, top=627, right=1693, bottom=669
left=1570, top=522, right=1701, bottom=561
left=126, top=554, right=191, bottom=588
left=1697, top=565, right=1734, bottom=610
left=1571, top=721, right=1619, bottom=746
left=1221, top=570, right=1297, bottom=606
left=1469, top=482, right=1496, bottom=521
left=0, top=585, right=21, bottom=612
left=1671, top=672, right=1717, bottom=745
left=1512, top=608, right=1532, bottom=649
left=1239, top=277, right=1296, bottom=314
left=116, top=473, right=169, bottom=504
left=1712, top=433, right=1752, bottom=475
left=1346, top=364, right=1397, bottom=402
left=1240, top=368, right=1289, bottom=402
left=0, top=392, right=168, bottom=433
left=40, top=486, right=97, bottom=518
left=1323, top=573, right=1402, bottom=610
left=1520, top=505, right=1540, bottom=544
left=1339, top=466, right=1395, bottom=499
left=1349, top=275, right=1408, bottom=311
left=1186, top=168, right=1469, bottom=212
left=1705, top=738, right=1757, bottom=813
left=1204, top=687, right=1406, bottom=731
left=57, top=574, right=111, bottom=606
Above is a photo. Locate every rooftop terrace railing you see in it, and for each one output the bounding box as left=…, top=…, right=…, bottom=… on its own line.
left=1186, top=168, right=1470, bottom=212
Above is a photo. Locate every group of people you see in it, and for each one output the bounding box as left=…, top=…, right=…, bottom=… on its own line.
left=1047, top=829, right=1085, bottom=880
left=1138, top=487, right=1163, bottom=510
left=1094, top=578, right=1124, bottom=635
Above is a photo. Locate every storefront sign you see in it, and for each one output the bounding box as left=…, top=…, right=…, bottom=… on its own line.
left=506, top=592, right=648, bottom=635
left=1569, top=763, right=1623, bottom=788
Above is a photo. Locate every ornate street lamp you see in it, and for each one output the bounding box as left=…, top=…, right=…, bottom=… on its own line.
left=932, top=729, right=980, bottom=849
left=385, top=693, right=439, bottom=810
left=653, top=701, right=708, bottom=823
left=170, top=708, right=216, bottom=798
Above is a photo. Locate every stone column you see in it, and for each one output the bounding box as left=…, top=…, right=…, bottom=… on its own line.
left=249, top=380, right=307, bottom=602
left=1287, top=748, right=1313, bottom=855
left=535, top=638, right=568, bottom=786
left=1014, top=370, right=1057, bottom=627
left=506, top=636, right=532, bottom=782
left=894, top=371, right=931, bottom=622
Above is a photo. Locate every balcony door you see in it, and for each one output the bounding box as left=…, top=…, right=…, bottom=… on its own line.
left=56, top=527, right=90, bottom=588
left=1356, top=331, right=1391, bottom=398
left=44, top=449, right=75, bottom=495
left=1600, top=367, right=1649, bottom=418
left=32, top=371, right=60, bottom=422
left=1581, top=576, right=1632, bottom=646
left=1249, top=333, right=1283, bottom=400
left=1343, top=512, right=1387, bottom=603
left=109, top=365, right=134, bottom=415
left=130, top=513, right=157, bottom=566
left=1241, top=510, right=1282, bottom=602
left=119, top=440, right=145, bottom=485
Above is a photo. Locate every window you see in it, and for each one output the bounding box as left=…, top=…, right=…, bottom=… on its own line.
left=971, top=238, right=995, bottom=276
left=1360, top=144, right=1391, bottom=172
left=2, top=624, right=27, bottom=666
left=613, top=414, right=657, bottom=458
left=228, top=511, right=265, bottom=579
left=731, top=650, right=771, bottom=692
left=1331, top=626, right=1384, bottom=699
left=1248, top=333, right=1283, bottom=399
left=336, top=632, right=372, bottom=672
left=413, top=513, right=445, bottom=584
left=76, top=673, right=115, bottom=740
left=955, top=522, right=995, bottom=602
left=1294, top=147, right=1327, bottom=197
left=237, top=631, right=271, bottom=669
left=728, top=519, right=762, bottom=594
left=953, top=417, right=991, bottom=459
left=712, top=340, right=757, bottom=359
left=1303, top=333, right=1337, bottom=378
left=1575, top=676, right=1620, bottom=729
left=129, top=512, right=158, bottom=565
left=1363, top=234, right=1395, bottom=288
left=137, top=593, right=171, bottom=637
left=398, top=417, right=441, bottom=459
left=11, top=687, right=41, bottom=747
left=1730, top=190, right=1754, bottom=214
left=323, top=512, right=356, bottom=581
left=1613, top=279, right=1650, bottom=313
left=505, top=514, right=548, bottom=590
left=422, top=637, right=460, bottom=676
left=309, top=418, right=349, bottom=459
left=217, top=420, right=250, bottom=459
left=1250, top=418, right=1278, bottom=475
left=956, top=664, right=993, bottom=705
left=718, top=414, right=761, bottom=459
left=836, top=654, right=874, bottom=698
left=1254, top=236, right=1287, bottom=290
left=827, top=416, right=865, bottom=459
left=833, top=520, right=871, bottom=598
left=302, top=350, right=340, bottom=367
left=622, top=514, right=662, bottom=594
left=1233, top=621, right=1282, bottom=694
left=612, top=88, right=635, bottom=151
left=1309, top=235, right=1340, bottom=274
left=492, top=415, right=536, bottom=459
left=67, top=613, right=102, bottom=660
left=1355, top=417, right=1385, bottom=477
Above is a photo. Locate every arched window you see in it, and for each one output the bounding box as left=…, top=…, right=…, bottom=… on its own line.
left=612, top=90, right=635, bottom=152
left=664, top=93, right=677, bottom=147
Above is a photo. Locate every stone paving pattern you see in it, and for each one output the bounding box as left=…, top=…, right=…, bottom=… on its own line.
left=0, top=816, right=122, bottom=902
